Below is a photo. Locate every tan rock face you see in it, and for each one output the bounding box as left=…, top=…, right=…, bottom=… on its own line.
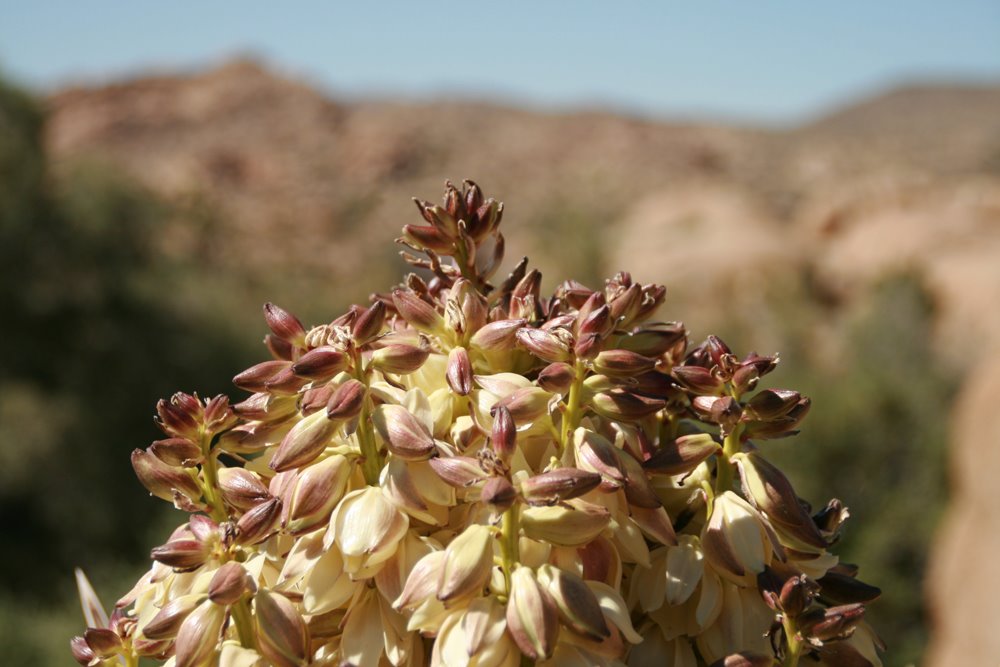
left=41, top=60, right=1000, bottom=664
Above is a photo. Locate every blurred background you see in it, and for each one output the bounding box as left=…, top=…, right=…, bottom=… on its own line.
left=1, top=3, right=998, bottom=665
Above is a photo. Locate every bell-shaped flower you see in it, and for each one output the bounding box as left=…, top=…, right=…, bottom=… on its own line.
left=326, top=487, right=409, bottom=576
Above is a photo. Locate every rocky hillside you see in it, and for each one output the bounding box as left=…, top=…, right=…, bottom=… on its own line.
left=42, top=60, right=1000, bottom=666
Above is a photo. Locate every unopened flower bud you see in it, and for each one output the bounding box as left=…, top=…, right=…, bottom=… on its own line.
left=232, top=392, right=297, bottom=422
left=536, top=563, right=610, bottom=641
left=735, top=451, right=826, bottom=550
left=491, top=405, right=516, bottom=461
left=372, top=404, right=436, bottom=460
left=236, top=497, right=282, bottom=545
left=132, top=447, right=202, bottom=504
left=70, top=636, right=96, bottom=665
left=816, top=570, right=881, bottom=605
left=516, top=327, right=571, bottom=363
left=429, top=456, right=488, bottom=487
left=174, top=599, right=226, bottom=667
left=290, top=346, right=347, bottom=380
left=578, top=302, right=611, bottom=338
left=574, top=428, right=626, bottom=489
left=394, top=550, right=447, bottom=610
left=263, top=366, right=309, bottom=395
left=617, top=449, right=662, bottom=509
left=392, top=289, right=444, bottom=334
left=269, top=410, right=337, bottom=472
left=643, top=433, right=721, bottom=476
left=150, top=437, right=202, bottom=467
left=352, top=300, right=386, bottom=344
left=618, top=322, right=687, bottom=357
left=573, top=332, right=602, bottom=359
left=537, top=362, right=575, bottom=393
left=370, top=342, right=430, bottom=374
left=286, top=455, right=351, bottom=534
left=692, top=395, right=742, bottom=431
left=520, top=468, right=601, bottom=506
left=469, top=318, right=525, bottom=351
left=800, top=603, right=865, bottom=642
left=253, top=590, right=310, bottom=667
left=593, top=349, right=657, bottom=377
left=777, top=574, right=819, bottom=618
left=325, top=379, right=366, bottom=420
left=208, top=562, right=255, bottom=605
left=590, top=389, right=664, bottom=421
left=263, top=302, right=306, bottom=344
left=744, top=389, right=801, bottom=421
left=520, top=503, right=611, bottom=547
left=496, top=386, right=552, bottom=424
left=155, top=398, right=200, bottom=440
left=437, top=524, right=494, bottom=602
left=151, top=538, right=211, bottom=571
left=299, top=383, right=335, bottom=415
left=217, top=467, right=271, bottom=512
left=481, top=476, right=517, bottom=513
left=672, top=365, right=724, bottom=394
left=142, top=595, right=204, bottom=640
left=446, top=347, right=474, bottom=396
left=83, top=627, right=122, bottom=658
left=232, top=360, right=290, bottom=392
left=506, top=566, right=559, bottom=661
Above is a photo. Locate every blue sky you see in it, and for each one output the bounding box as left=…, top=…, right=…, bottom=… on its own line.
left=2, top=1, right=998, bottom=124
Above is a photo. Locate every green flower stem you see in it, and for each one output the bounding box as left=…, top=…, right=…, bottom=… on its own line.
left=352, top=350, right=383, bottom=486
left=558, top=359, right=586, bottom=455
left=124, top=649, right=138, bottom=667
left=714, top=423, right=743, bottom=496
left=499, top=504, right=521, bottom=600
left=199, top=431, right=228, bottom=523
left=781, top=613, right=804, bottom=667
left=230, top=595, right=257, bottom=650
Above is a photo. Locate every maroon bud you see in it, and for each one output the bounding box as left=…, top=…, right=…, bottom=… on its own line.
left=83, top=628, right=122, bottom=658
left=520, top=468, right=602, bottom=505
left=642, top=433, right=720, bottom=476
left=744, top=389, right=802, bottom=421
left=325, top=379, right=366, bottom=420
left=370, top=343, right=430, bottom=374
left=352, top=300, right=386, bottom=344
left=290, top=346, right=347, bottom=380
left=150, top=438, right=203, bottom=467
left=299, top=383, right=335, bottom=415
left=491, top=405, right=517, bottom=460
left=217, top=468, right=271, bottom=512
left=232, top=360, right=289, bottom=392
left=592, top=349, right=657, bottom=377
left=537, top=362, right=575, bottom=393
left=208, top=562, right=256, bottom=605
left=481, top=476, right=517, bottom=513
left=705, top=335, right=733, bottom=368
left=150, top=539, right=210, bottom=571
left=778, top=574, right=819, bottom=618
left=155, top=399, right=200, bottom=440
left=516, top=327, right=571, bottom=363
left=403, top=223, right=454, bottom=253
left=617, top=322, right=687, bottom=357
left=264, top=302, right=306, bottom=344
left=70, top=636, right=95, bottom=666
left=446, top=347, right=474, bottom=396
left=429, top=456, right=488, bottom=487
left=265, top=334, right=294, bottom=361
left=392, top=289, right=444, bottom=333
left=263, top=367, right=309, bottom=395
left=589, top=389, right=665, bottom=421
left=236, top=497, right=283, bottom=545
left=573, top=332, right=601, bottom=359
left=708, top=653, right=776, bottom=667
left=672, top=365, right=724, bottom=394
left=131, top=448, right=202, bottom=503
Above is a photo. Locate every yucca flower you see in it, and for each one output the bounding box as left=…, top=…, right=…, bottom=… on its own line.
left=72, top=180, right=883, bottom=667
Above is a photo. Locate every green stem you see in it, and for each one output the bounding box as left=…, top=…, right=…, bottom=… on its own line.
left=781, top=613, right=803, bottom=667
left=558, top=359, right=586, bottom=456
left=714, top=424, right=743, bottom=496
left=499, top=504, right=521, bottom=599
left=352, top=350, right=383, bottom=485
left=123, top=649, right=138, bottom=667
left=230, top=596, right=257, bottom=650
left=199, top=431, right=228, bottom=523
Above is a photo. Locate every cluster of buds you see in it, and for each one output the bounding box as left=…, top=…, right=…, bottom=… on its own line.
left=73, top=180, right=883, bottom=667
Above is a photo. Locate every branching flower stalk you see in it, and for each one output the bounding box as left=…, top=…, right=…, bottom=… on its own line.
left=72, top=180, right=885, bottom=667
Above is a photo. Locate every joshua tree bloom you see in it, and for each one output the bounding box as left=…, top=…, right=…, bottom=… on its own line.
left=72, top=180, right=883, bottom=667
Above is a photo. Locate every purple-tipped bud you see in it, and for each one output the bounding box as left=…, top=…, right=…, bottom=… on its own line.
left=131, top=448, right=202, bottom=503
left=574, top=429, right=626, bottom=489
left=429, top=456, right=488, bottom=487
left=203, top=395, right=237, bottom=434
left=491, top=405, right=516, bottom=461
left=777, top=574, right=819, bottom=618
left=208, top=562, right=255, bottom=606
left=536, top=564, right=610, bottom=641
left=254, top=590, right=310, bottom=667
left=270, top=411, right=337, bottom=472
left=592, top=349, right=657, bottom=377
left=290, top=346, right=347, bottom=380
left=352, top=300, right=386, bottom=344
left=150, top=539, right=211, bottom=571
left=615, top=449, right=661, bottom=509
left=299, top=383, right=335, bottom=415
left=801, top=603, right=866, bottom=642
left=235, top=497, right=282, bottom=545
left=469, top=318, right=525, bottom=351
left=265, top=334, right=294, bottom=361
left=692, top=395, right=742, bottom=431
left=573, top=332, right=602, bottom=359
left=232, top=392, right=297, bottom=422
left=506, top=567, right=559, bottom=661
left=590, top=389, right=665, bottom=421
left=672, top=365, right=724, bottom=394
left=391, top=289, right=444, bottom=334
left=372, top=404, right=436, bottom=460
left=402, top=223, right=454, bottom=253
left=174, top=600, right=226, bottom=667
left=83, top=628, right=122, bottom=658
left=150, top=437, right=202, bottom=467
left=70, top=636, right=96, bottom=666
left=325, top=379, right=366, bottom=420
left=520, top=468, right=602, bottom=505
left=481, top=476, right=517, bottom=513
left=370, top=343, right=430, bottom=374
left=286, top=455, right=351, bottom=534
left=264, top=302, right=306, bottom=344
left=642, top=433, right=721, bottom=475
left=706, top=335, right=733, bottom=368
left=232, top=360, right=289, bottom=392
left=735, top=451, right=827, bottom=549
left=142, top=595, right=203, bottom=640
left=516, top=327, right=571, bottom=363
left=744, top=389, right=802, bottom=421
left=155, top=398, right=200, bottom=440
left=618, top=322, right=687, bottom=357
left=217, top=467, right=271, bottom=512
left=537, top=362, right=575, bottom=393
left=446, top=347, right=474, bottom=396
left=608, top=283, right=642, bottom=325
left=262, top=367, right=309, bottom=395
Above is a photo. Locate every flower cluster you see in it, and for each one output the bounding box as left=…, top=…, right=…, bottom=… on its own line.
left=72, top=181, right=883, bottom=667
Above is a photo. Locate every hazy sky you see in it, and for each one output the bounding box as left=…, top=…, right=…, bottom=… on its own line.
left=2, top=1, right=998, bottom=123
